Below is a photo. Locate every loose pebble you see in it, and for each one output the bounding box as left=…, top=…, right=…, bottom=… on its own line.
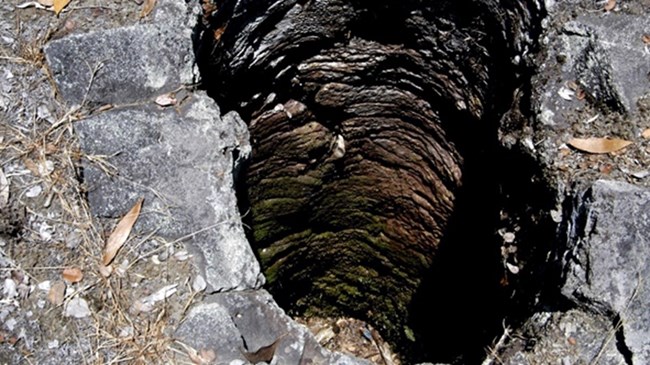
left=2, top=278, right=17, bottom=299
left=5, top=317, right=16, bottom=331
left=64, top=297, right=91, bottom=318
left=25, top=184, right=42, bottom=198
left=36, top=280, right=52, bottom=291
left=192, top=275, right=206, bottom=292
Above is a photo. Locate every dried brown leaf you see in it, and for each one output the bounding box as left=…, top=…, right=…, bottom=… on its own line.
left=102, top=198, right=143, bottom=266
left=47, top=280, right=66, bottom=306
left=53, top=0, right=71, bottom=15
left=140, top=0, right=156, bottom=18
left=62, top=267, right=83, bottom=283
left=642, top=128, right=650, bottom=139
left=38, top=0, right=54, bottom=6
left=22, top=158, right=39, bottom=176
left=604, top=0, right=616, bottom=11
left=568, top=137, right=633, bottom=154
left=643, top=34, right=650, bottom=45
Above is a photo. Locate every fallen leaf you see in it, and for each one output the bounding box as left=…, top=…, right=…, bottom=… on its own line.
left=53, top=0, right=71, bottom=15
left=604, top=0, right=616, bottom=11
left=0, top=168, right=8, bottom=208
left=568, top=137, right=633, bottom=154
left=102, top=198, right=143, bottom=266
left=47, top=281, right=66, bottom=306
left=62, top=267, right=83, bottom=283
left=140, top=0, right=156, bottom=18
left=38, top=0, right=53, bottom=6
left=22, top=158, right=39, bottom=176
left=642, top=128, right=650, bottom=139
left=188, top=349, right=216, bottom=364
left=643, top=34, right=650, bottom=45
left=214, top=24, right=227, bottom=42
left=154, top=93, right=176, bottom=107
left=599, top=163, right=614, bottom=175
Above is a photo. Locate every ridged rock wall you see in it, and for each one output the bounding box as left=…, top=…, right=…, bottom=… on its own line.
left=200, top=0, right=543, bottom=352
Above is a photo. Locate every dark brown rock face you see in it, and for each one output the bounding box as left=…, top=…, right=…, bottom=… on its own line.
left=199, top=0, right=542, bottom=360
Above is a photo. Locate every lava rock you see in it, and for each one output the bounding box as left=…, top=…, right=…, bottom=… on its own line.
left=75, top=92, right=263, bottom=292
left=175, top=290, right=372, bottom=365
left=43, top=0, right=198, bottom=106
left=495, top=310, right=626, bottom=365
left=563, top=180, right=650, bottom=364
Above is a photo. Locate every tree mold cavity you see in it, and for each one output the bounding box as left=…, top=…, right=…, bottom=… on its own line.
left=197, top=0, right=548, bottom=363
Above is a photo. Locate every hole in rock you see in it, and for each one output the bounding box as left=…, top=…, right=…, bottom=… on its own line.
left=195, top=0, right=555, bottom=363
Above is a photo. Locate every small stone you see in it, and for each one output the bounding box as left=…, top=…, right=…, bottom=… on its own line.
left=38, top=160, right=55, bottom=177
left=36, top=280, right=52, bottom=291
left=36, top=105, right=54, bottom=124
left=64, top=297, right=91, bottom=318
left=2, top=278, right=17, bottom=299
left=114, top=260, right=129, bottom=277
left=65, top=229, right=83, bottom=249
left=119, top=326, right=134, bottom=338
left=174, top=250, right=190, bottom=261
left=4, top=318, right=16, bottom=331
left=550, top=209, right=563, bottom=223
left=503, top=232, right=516, bottom=243
left=47, top=340, right=59, bottom=349
left=158, top=247, right=170, bottom=261
left=506, top=262, right=520, bottom=274
left=192, top=275, right=206, bottom=293
left=25, top=184, right=42, bottom=198
left=39, top=222, right=54, bottom=241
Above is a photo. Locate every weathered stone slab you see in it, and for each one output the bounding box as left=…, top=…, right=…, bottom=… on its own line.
left=536, top=13, right=650, bottom=129
left=43, top=0, right=198, bottom=106
left=562, top=180, right=650, bottom=364
left=495, top=310, right=626, bottom=365
left=577, top=14, right=650, bottom=115
left=175, top=290, right=373, bottom=365
left=75, top=92, right=262, bottom=292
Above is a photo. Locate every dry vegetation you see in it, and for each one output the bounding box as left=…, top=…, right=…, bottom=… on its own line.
left=0, top=1, right=208, bottom=364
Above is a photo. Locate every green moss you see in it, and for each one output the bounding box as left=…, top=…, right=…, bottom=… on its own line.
left=251, top=175, right=322, bottom=199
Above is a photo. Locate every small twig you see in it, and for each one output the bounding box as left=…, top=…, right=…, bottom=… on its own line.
left=80, top=61, right=105, bottom=108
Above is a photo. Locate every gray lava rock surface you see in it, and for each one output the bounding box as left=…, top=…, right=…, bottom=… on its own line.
left=44, top=0, right=198, bottom=106
left=564, top=180, right=650, bottom=364
left=176, top=290, right=372, bottom=365
left=75, top=93, right=262, bottom=292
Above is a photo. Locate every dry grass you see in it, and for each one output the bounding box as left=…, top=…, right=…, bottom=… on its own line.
left=0, top=75, right=197, bottom=365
